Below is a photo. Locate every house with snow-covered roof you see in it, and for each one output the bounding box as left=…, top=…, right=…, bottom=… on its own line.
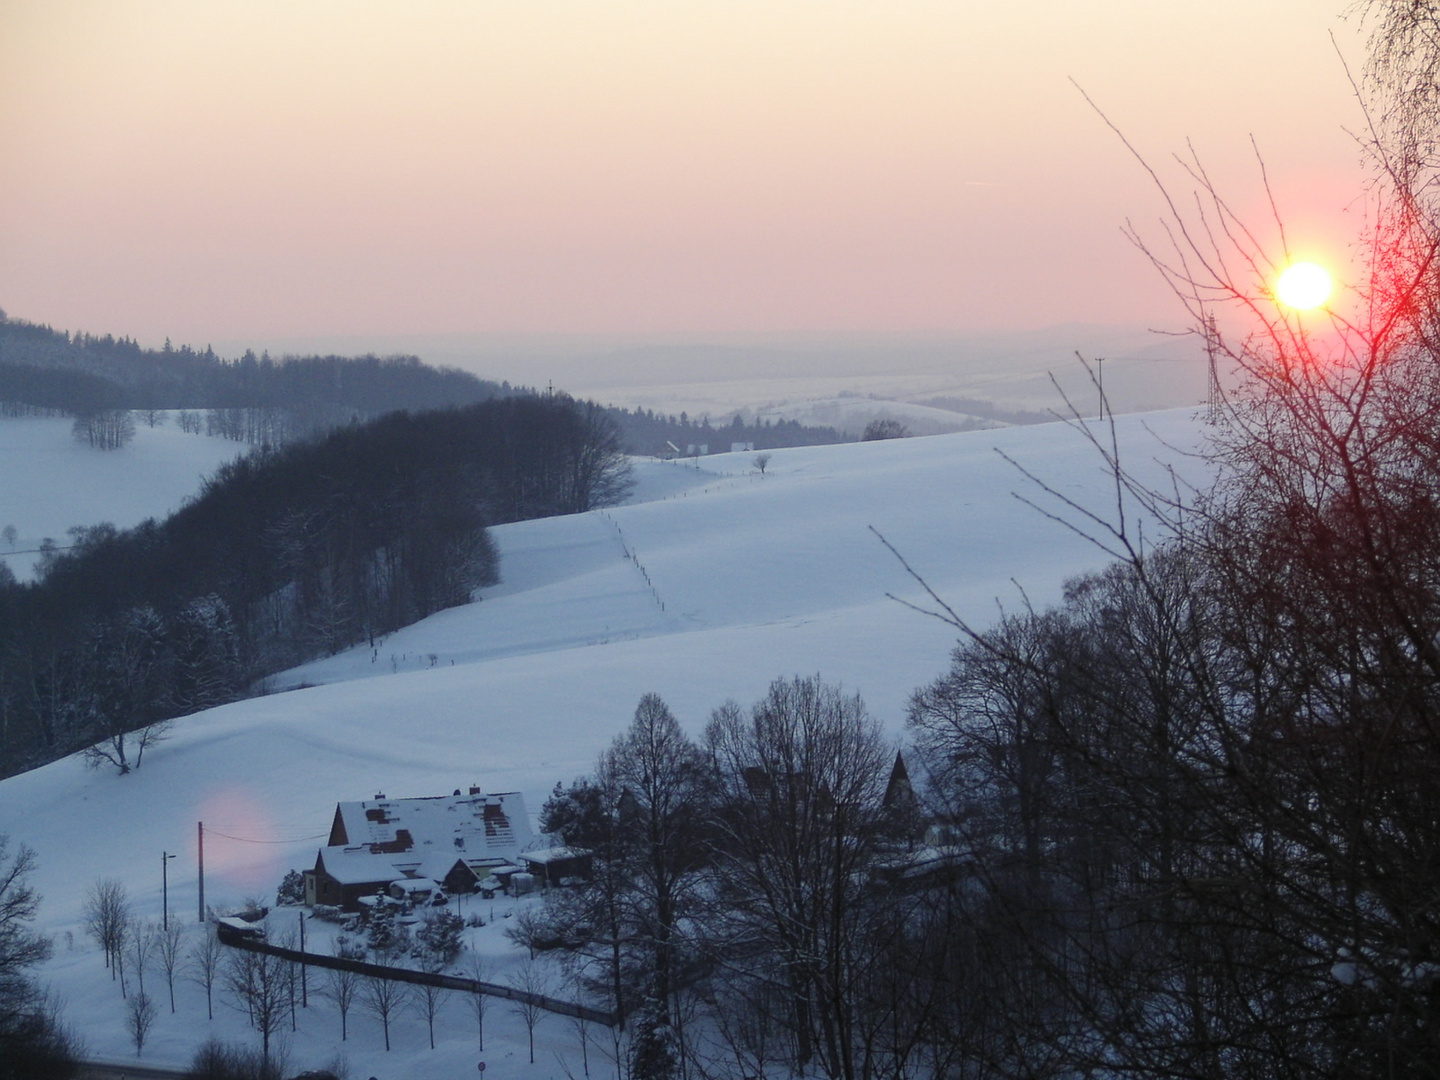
left=304, top=787, right=533, bottom=910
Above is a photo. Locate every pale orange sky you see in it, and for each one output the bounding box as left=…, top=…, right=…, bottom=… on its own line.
left=0, top=1, right=1369, bottom=348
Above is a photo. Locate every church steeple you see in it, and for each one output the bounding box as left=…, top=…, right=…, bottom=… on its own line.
left=884, top=750, right=915, bottom=810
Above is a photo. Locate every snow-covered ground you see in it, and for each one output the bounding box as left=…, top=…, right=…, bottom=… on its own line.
left=0, top=414, right=245, bottom=581
left=0, top=407, right=1209, bottom=1076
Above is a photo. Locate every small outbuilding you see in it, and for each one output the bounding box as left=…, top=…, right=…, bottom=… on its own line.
left=519, top=846, right=593, bottom=887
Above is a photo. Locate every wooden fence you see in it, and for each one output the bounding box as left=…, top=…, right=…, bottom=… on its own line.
left=219, top=930, right=618, bottom=1027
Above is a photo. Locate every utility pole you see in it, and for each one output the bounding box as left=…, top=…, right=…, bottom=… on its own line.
left=162, top=851, right=177, bottom=930
left=197, top=822, right=205, bottom=923
left=299, top=912, right=308, bottom=1008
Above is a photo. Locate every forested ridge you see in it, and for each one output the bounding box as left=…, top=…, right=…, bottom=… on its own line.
left=0, top=311, right=510, bottom=416
left=0, top=310, right=856, bottom=456
left=0, top=394, right=632, bottom=779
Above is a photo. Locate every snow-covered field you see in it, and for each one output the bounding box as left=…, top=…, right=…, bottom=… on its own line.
left=0, top=415, right=245, bottom=582
left=0, top=408, right=1208, bottom=1076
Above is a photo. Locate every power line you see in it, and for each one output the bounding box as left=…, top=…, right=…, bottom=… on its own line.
left=204, top=829, right=327, bottom=845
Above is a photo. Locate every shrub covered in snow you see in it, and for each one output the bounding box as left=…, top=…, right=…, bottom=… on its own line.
left=413, top=909, right=465, bottom=963
left=364, top=907, right=408, bottom=959
left=274, top=869, right=305, bottom=907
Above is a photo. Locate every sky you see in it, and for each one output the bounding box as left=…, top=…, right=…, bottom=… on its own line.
left=0, top=1, right=1371, bottom=350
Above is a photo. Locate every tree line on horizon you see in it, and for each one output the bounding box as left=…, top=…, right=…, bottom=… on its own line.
left=0, top=313, right=521, bottom=452
left=0, top=311, right=860, bottom=457
left=0, top=312, right=511, bottom=413
left=607, top=404, right=854, bottom=456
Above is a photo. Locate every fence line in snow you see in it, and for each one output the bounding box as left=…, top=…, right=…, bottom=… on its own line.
left=217, top=931, right=618, bottom=1027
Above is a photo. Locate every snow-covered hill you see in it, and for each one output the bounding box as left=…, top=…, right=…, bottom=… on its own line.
left=0, top=408, right=1208, bottom=1074
left=0, top=414, right=245, bottom=581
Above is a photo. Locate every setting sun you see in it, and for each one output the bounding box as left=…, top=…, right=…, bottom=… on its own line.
left=1276, top=261, right=1333, bottom=310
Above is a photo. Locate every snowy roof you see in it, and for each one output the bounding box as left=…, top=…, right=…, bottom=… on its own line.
left=520, top=846, right=591, bottom=865
left=316, top=846, right=401, bottom=886
left=391, top=877, right=442, bottom=894
left=214, top=916, right=265, bottom=937
left=315, top=789, right=533, bottom=888
left=331, top=789, right=531, bottom=857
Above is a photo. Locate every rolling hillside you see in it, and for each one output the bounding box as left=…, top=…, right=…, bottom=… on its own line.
left=0, top=407, right=1208, bottom=1074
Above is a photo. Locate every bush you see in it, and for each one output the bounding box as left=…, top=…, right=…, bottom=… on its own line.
left=0, top=986, right=83, bottom=1080
left=364, top=908, right=407, bottom=958
left=629, top=1003, right=681, bottom=1080
left=332, top=934, right=366, bottom=961
left=413, top=910, right=465, bottom=963
left=275, top=870, right=305, bottom=907
left=861, top=418, right=909, bottom=441
left=185, top=1037, right=280, bottom=1080
left=234, top=898, right=268, bottom=922
left=503, top=904, right=585, bottom=954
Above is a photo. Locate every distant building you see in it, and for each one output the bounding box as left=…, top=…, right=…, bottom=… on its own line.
left=304, top=788, right=533, bottom=911
left=731, top=441, right=755, bottom=453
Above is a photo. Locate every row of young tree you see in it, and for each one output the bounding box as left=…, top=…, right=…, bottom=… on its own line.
left=84, top=874, right=569, bottom=1073
left=0, top=830, right=549, bottom=1078
left=0, top=393, right=633, bottom=778
left=79, top=878, right=467, bottom=1069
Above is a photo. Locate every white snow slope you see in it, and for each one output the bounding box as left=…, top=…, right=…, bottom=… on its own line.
left=0, top=408, right=1207, bottom=1076
left=0, top=415, right=245, bottom=581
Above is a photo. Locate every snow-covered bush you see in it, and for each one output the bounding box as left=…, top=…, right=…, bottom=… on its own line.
left=310, top=904, right=344, bottom=923
left=413, top=910, right=464, bottom=963
left=274, top=870, right=304, bottom=907
left=187, top=1035, right=280, bottom=1080
left=504, top=902, right=587, bottom=956
left=333, top=934, right=366, bottom=961
left=365, top=907, right=408, bottom=959
left=629, top=1002, right=681, bottom=1080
